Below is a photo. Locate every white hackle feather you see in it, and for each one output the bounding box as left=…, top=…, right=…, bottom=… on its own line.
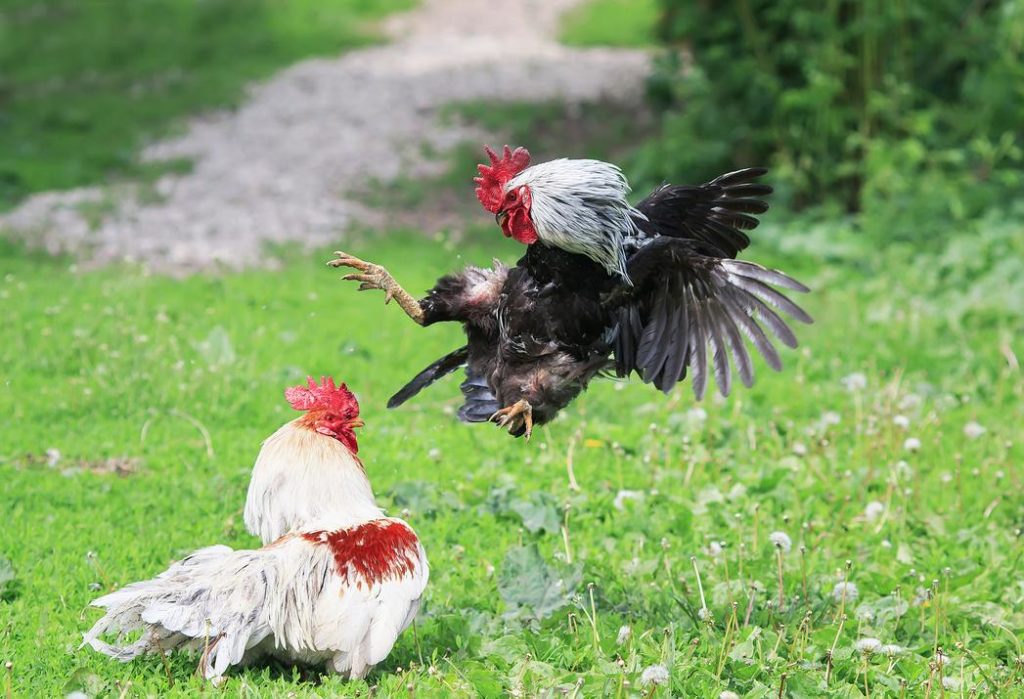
left=244, top=420, right=383, bottom=544
left=83, top=418, right=428, bottom=680
left=507, top=158, right=642, bottom=279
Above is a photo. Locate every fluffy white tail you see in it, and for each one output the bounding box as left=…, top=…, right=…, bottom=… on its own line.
left=82, top=544, right=280, bottom=679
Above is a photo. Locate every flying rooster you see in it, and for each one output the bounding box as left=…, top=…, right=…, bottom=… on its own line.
left=83, top=377, right=428, bottom=680
left=329, top=146, right=811, bottom=438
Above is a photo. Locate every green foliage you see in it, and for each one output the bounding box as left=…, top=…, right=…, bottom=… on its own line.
left=497, top=544, right=582, bottom=620
left=642, top=0, right=1024, bottom=230
left=0, top=0, right=413, bottom=210
left=560, top=0, right=660, bottom=48
left=0, top=224, right=1021, bottom=695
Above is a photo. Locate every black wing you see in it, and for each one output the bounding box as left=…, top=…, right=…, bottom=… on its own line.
left=635, top=168, right=772, bottom=258
left=612, top=237, right=811, bottom=398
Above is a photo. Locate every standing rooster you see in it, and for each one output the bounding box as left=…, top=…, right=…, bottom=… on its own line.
left=330, top=146, right=811, bottom=438
left=83, top=377, right=428, bottom=681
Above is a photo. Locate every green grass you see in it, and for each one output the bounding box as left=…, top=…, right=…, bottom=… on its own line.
left=560, top=0, right=660, bottom=48
left=1, top=212, right=1022, bottom=696
left=0, top=0, right=413, bottom=210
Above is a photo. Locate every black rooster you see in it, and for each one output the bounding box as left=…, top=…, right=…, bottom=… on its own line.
left=329, top=146, right=811, bottom=438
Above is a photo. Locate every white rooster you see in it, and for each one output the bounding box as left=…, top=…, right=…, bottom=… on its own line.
left=83, top=377, right=428, bottom=681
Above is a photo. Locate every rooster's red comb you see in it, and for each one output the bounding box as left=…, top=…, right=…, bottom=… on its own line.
left=285, top=376, right=359, bottom=417
left=474, top=145, right=531, bottom=214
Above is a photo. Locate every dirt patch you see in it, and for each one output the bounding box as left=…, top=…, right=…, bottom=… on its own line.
left=15, top=452, right=140, bottom=477
left=0, top=0, right=649, bottom=272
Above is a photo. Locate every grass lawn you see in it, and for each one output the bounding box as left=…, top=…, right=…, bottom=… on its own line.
left=560, top=0, right=660, bottom=49
left=0, top=0, right=413, bottom=210
left=1, top=215, right=1021, bottom=695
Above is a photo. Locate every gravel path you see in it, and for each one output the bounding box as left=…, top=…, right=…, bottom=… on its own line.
left=0, top=0, right=649, bottom=272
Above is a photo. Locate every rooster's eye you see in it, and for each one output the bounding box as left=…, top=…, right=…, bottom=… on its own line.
left=506, top=191, right=516, bottom=201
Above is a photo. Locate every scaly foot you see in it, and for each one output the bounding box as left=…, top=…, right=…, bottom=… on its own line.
left=490, top=399, right=534, bottom=440
left=328, top=251, right=424, bottom=324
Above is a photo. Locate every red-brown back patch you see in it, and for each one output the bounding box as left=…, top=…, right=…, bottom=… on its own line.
left=302, top=520, right=419, bottom=586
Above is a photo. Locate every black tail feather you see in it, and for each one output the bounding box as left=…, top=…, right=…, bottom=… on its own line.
left=457, top=374, right=499, bottom=423
left=388, top=346, right=470, bottom=409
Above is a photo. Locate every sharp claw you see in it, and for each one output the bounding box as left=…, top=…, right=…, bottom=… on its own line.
left=489, top=400, right=534, bottom=438
left=330, top=253, right=371, bottom=272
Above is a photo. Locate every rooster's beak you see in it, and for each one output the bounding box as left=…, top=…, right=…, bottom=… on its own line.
left=495, top=210, right=508, bottom=228
left=350, top=418, right=365, bottom=428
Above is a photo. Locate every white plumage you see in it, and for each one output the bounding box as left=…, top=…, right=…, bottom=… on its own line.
left=83, top=382, right=428, bottom=680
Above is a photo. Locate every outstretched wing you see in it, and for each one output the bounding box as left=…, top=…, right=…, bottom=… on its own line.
left=612, top=237, right=811, bottom=398
left=635, top=168, right=772, bottom=258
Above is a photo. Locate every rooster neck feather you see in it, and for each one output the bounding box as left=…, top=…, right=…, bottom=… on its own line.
left=507, top=158, right=641, bottom=280
left=244, top=420, right=383, bottom=545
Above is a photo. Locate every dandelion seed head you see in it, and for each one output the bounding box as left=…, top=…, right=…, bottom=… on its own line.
left=903, top=437, right=922, bottom=452
left=687, top=407, right=707, bottom=423
left=769, top=531, right=792, bottom=553
left=864, top=501, right=885, bottom=522
left=855, top=637, right=882, bottom=654
left=899, top=393, right=922, bottom=410
left=708, top=541, right=724, bottom=557
left=895, top=460, right=913, bottom=479
left=792, top=442, right=807, bottom=456
left=881, top=644, right=905, bottom=656
left=616, top=625, right=631, bottom=645
left=941, top=676, right=960, bottom=690
left=893, top=414, right=910, bottom=429
left=822, top=411, right=841, bottom=426
left=45, top=447, right=61, bottom=467
left=613, top=489, right=643, bottom=511
left=963, top=421, right=986, bottom=439
left=842, top=372, right=867, bottom=392
left=832, top=581, right=859, bottom=602
left=640, top=664, right=669, bottom=687
left=940, top=471, right=953, bottom=484
left=719, top=692, right=740, bottom=699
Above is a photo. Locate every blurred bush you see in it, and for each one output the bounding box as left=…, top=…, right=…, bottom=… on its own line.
left=637, top=0, right=1024, bottom=240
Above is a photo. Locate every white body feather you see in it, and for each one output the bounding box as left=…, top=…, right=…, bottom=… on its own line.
left=83, top=420, right=428, bottom=680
